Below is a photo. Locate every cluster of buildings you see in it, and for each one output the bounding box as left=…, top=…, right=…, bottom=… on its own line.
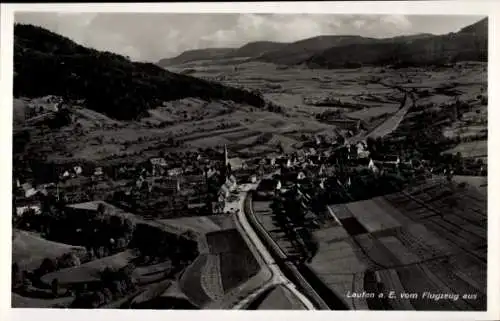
left=13, top=127, right=423, bottom=222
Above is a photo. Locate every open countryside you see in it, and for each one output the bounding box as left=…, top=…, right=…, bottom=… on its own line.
left=11, top=13, right=487, bottom=310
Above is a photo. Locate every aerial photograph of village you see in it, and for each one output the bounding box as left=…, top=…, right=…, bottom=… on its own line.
left=10, top=12, right=487, bottom=311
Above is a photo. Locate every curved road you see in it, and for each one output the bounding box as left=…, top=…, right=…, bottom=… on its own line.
left=225, top=183, right=316, bottom=310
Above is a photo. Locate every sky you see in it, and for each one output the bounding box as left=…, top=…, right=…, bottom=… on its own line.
left=15, top=13, right=485, bottom=62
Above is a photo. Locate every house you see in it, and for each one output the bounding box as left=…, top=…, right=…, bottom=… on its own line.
left=206, top=168, right=217, bottom=178
left=73, top=166, right=83, bottom=176
left=219, top=184, right=231, bottom=199
left=356, top=142, right=370, bottom=158
left=24, top=187, right=38, bottom=198
left=16, top=204, right=42, bottom=216
left=167, top=167, right=183, bottom=177
left=353, top=158, right=378, bottom=173
left=150, top=157, right=167, bottom=167
left=164, top=178, right=181, bottom=193
left=136, top=176, right=145, bottom=189
left=297, top=171, right=306, bottom=181
left=94, top=167, right=104, bottom=176
left=296, top=150, right=306, bottom=161
left=307, top=147, right=317, bottom=156
left=228, top=157, right=245, bottom=170
left=318, top=164, right=336, bottom=177
left=226, top=175, right=238, bottom=191
left=183, top=165, right=195, bottom=174
left=267, top=157, right=276, bottom=166
left=62, top=170, right=71, bottom=179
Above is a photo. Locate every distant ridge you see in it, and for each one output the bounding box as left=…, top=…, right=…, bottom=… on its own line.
left=304, top=18, right=487, bottom=68
left=157, top=18, right=487, bottom=69
left=223, top=41, right=289, bottom=59
left=158, top=48, right=234, bottom=67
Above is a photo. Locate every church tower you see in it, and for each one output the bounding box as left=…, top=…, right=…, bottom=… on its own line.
left=221, top=144, right=231, bottom=180
left=224, top=144, right=229, bottom=167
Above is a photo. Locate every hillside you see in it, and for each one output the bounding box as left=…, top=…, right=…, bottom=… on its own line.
left=224, top=41, right=289, bottom=59
left=157, top=48, right=234, bottom=67
left=305, top=18, right=487, bottom=68
left=13, top=24, right=266, bottom=121
left=458, top=17, right=487, bottom=34
left=257, top=35, right=377, bottom=65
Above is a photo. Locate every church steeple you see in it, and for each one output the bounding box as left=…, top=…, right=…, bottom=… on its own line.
left=224, top=144, right=228, bottom=166
left=221, top=144, right=231, bottom=180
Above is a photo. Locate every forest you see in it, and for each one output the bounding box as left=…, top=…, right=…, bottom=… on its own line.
left=14, top=24, right=267, bottom=120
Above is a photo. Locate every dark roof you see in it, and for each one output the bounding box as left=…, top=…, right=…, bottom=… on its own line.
left=355, top=158, right=372, bottom=166
left=258, top=179, right=278, bottom=191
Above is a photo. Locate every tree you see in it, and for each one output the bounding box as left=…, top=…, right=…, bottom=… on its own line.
left=22, top=276, right=32, bottom=292
left=38, top=257, right=57, bottom=276
left=97, top=203, right=106, bottom=215
left=102, top=287, right=114, bottom=302
left=116, top=237, right=127, bottom=250
left=11, top=263, right=24, bottom=290
left=96, top=246, right=105, bottom=258
left=336, top=135, right=345, bottom=146
left=51, top=278, right=59, bottom=297
left=58, top=252, right=81, bottom=269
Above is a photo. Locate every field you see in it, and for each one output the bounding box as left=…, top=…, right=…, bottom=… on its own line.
left=452, top=176, right=487, bottom=194
left=310, top=180, right=486, bottom=310
left=12, top=229, right=86, bottom=271
left=16, top=60, right=485, bottom=165
left=41, top=250, right=137, bottom=286
left=255, top=285, right=306, bottom=310
left=12, top=293, right=75, bottom=308
left=443, top=140, right=487, bottom=158
left=130, top=280, right=196, bottom=309
left=178, top=228, right=261, bottom=307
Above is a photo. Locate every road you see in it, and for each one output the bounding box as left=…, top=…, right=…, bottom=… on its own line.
left=225, top=182, right=316, bottom=310
left=347, top=85, right=416, bottom=144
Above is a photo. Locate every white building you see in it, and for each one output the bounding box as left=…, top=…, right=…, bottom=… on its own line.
left=167, top=167, right=183, bottom=177
left=16, top=205, right=41, bottom=216
left=73, top=166, right=83, bottom=175
left=150, top=157, right=167, bottom=167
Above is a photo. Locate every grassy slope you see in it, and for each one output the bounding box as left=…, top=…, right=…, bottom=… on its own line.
left=11, top=293, right=75, bottom=308
left=12, top=229, right=86, bottom=271
left=256, top=285, right=306, bottom=310
left=41, top=250, right=136, bottom=286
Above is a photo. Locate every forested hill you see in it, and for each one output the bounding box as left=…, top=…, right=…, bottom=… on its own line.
left=13, top=24, right=266, bottom=120
left=304, top=18, right=487, bottom=69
